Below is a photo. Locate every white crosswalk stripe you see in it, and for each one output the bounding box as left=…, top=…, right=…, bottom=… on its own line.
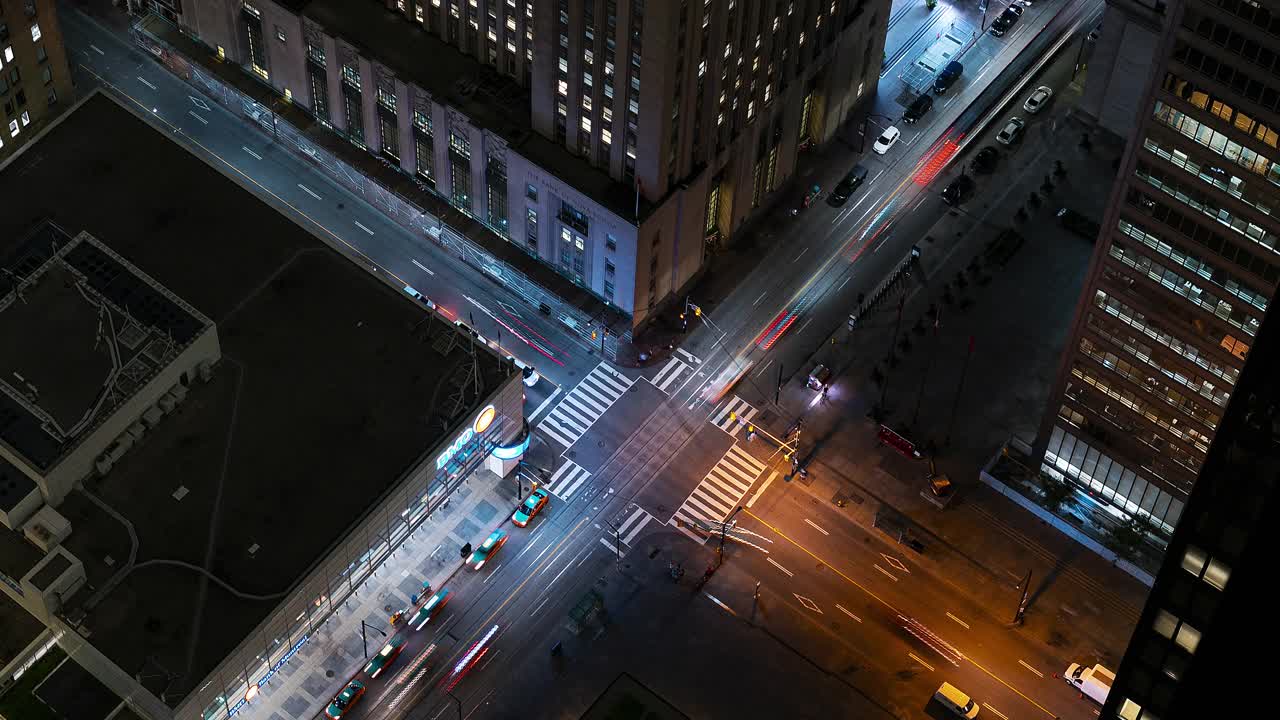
left=536, top=363, right=633, bottom=448
left=670, top=445, right=766, bottom=543
left=648, top=357, right=689, bottom=392
left=675, top=348, right=702, bottom=365
left=544, top=461, right=591, bottom=500
left=599, top=506, right=656, bottom=551
left=710, top=395, right=758, bottom=437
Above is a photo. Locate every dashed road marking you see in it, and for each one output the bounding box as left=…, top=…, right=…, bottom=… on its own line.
left=704, top=593, right=738, bottom=616
left=908, top=653, right=935, bottom=672
left=298, top=184, right=322, bottom=200
left=984, top=704, right=1010, bottom=720
left=836, top=604, right=863, bottom=623
left=242, top=146, right=262, bottom=160
left=90, top=44, right=105, bottom=55
left=188, top=110, right=207, bottom=125
left=1018, top=660, right=1044, bottom=678
left=767, top=557, right=793, bottom=577
left=412, top=259, right=435, bottom=275
left=946, top=612, right=970, bottom=630
left=137, top=76, right=156, bottom=90
left=354, top=220, right=375, bottom=235
left=874, top=564, right=898, bottom=582
left=804, top=518, right=829, bottom=535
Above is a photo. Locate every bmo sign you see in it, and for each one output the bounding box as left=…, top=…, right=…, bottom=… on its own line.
left=436, top=405, right=498, bottom=471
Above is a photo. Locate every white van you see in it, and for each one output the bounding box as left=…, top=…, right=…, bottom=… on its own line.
left=934, top=682, right=980, bottom=718
left=1065, top=662, right=1114, bottom=704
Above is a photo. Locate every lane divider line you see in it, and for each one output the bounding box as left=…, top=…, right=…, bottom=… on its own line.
left=804, top=518, right=829, bottom=535
left=908, top=653, right=936, bottom=672
left=767, top=557, right=794, bottom=577
left=242, top=146, right=262, bottom=160
left=874, top=564, right=899, bottom=582
left=187, top=110, right=207, bottom=125
left=354, top=220, right=375, bottom=235
left=946, top=612, right=970, bottom=630
left=136, top=75, right=156, bottom=90
left=836, top=604, right=863, bottom=623
left=1018, top=659, right=1044, bottom=678
left=297, top=183, right=322, bottom=200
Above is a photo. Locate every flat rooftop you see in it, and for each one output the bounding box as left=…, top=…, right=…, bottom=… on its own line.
left=0, top=224, right=210, bottom=471
left=300, top=0, right=648, bottom=221
left=0, top=91, right=510, bottom=705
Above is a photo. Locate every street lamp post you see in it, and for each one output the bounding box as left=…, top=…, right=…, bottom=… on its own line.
left=359, top=620, right=386, bottom=659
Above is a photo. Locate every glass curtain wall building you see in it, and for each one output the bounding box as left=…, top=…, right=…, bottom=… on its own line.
left=1036, top=0, right=1280, bottom=546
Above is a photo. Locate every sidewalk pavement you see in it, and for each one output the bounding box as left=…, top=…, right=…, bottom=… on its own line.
left=759, top=105, right=1146, bottom=668
left=241, top=469, right=518, bottom=720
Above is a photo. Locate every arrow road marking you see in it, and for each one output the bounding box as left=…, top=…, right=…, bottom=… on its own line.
left=836, top=604, right=862, bottom=623
left=136, top=76, right=156, bottom=90
left=767, top=557, right=793, bottom=577
left=189, top=95, right=211, bottom=111
left=188, top=111, right=207, bottom=125
left=793, top=594, right=823, bottom=614
left=804, top=518, right=829, bottom=536
left=946, top=612, right=970, bottom=630
left=242, top=146, right=262, bottom=160
left=354, top=220, right=375, bottom=235
left=297, top=184, right=322, bottom=200
left=412, top=259, right=435, bottom=275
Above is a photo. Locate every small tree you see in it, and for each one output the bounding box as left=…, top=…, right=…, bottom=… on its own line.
left=1106, top=516, right=1151, bottom=561
left=1038, top=472, right=1075, bottom=512
left=926, top=0, right=938, bottom=9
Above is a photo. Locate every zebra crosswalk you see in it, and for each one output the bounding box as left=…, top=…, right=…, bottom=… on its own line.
left=647, top=348, right=703, bottom=393
left=543, top=460, right=591, bottom=500
left=671, top=445, right=766, bottom=543
left=536, top=363, right=633, bottom=448
left=599, top=506, right=657, bottom=552
left=710, top=395, right=757, bottom=438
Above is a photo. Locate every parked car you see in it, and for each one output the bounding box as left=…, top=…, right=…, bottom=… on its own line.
left=1057, top=207, right=1101, bottom=241
left=827, top=165, right=869, bottom=206
left=934, top=61, right=964, bottom=94
left=1023, top=85, right=1053, bottom=114
left=996, top=117, right=1026, bottom=146
left=970, top=146, right=999, bottom=174
left=990, top=5, right=1023, bottom=36
left=872, top=126, right=902, bottom=155
left=941, top=175, right=976, bottom=206
left=903, top=93, right=934, bottom=124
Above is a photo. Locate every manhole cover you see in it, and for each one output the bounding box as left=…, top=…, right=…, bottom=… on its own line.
left=337, top=203, right=344, bottom=209
left=568, top=450, right=577, bottom=459
left=629, top=385, right=639, bottom=392
left=326, top=670, right=335, bottom=678
left=383, top=604, right=393, bottom=612
left=598, top=440, right=605, bottom=447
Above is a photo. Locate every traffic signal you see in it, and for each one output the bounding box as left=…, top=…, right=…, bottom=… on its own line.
left=694, top=306, right=702, bottom=317
left=592, top=330, right=599, bottom=340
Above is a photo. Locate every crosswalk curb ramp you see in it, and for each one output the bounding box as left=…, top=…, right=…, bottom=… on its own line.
left=671, top=445, right=766, bottom=543
left=536, top=363, right=633, bottom=448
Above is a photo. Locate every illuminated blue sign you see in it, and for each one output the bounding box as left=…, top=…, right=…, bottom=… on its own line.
left=436, top=405, right=497, bottom=471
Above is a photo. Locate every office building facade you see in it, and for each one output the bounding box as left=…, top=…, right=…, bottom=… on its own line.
left=1036, top=0, right=1280, bottom=543
left=166, top=0, right=887, bottom=329
left=0, top=0, right=74, bottom=164
left=1101, top=268, right=1279, bottom=720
